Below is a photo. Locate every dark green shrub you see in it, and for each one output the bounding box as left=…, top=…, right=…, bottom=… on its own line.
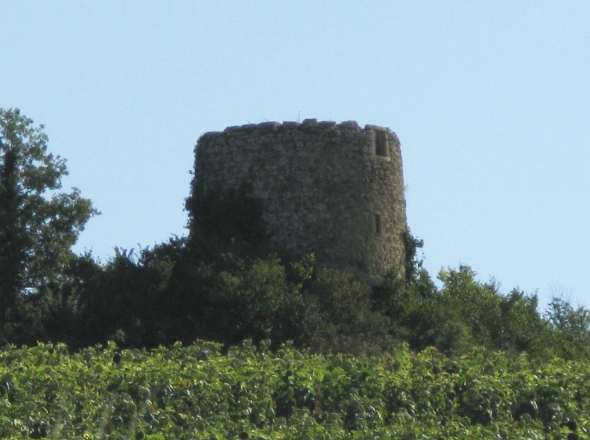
left=186, top=182, right=269, bottom=259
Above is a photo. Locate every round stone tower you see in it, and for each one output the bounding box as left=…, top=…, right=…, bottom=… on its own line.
left=192, top=119, right=408, bottom=284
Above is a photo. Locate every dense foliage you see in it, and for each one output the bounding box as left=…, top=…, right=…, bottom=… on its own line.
left=25, top=237, right=587, bottom=362
left=2, top=109, right=590, bottom=363
left=0, top=109, right=98, bottom=343
left=2, top=340, right=590, bottom=439
left=5, top=109, right=590, bottom=438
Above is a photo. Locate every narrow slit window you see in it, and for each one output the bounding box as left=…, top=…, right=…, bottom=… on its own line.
left=375, top=214, right=382, bottom=235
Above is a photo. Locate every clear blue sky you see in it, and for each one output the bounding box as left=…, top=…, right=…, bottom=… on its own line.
left=2, top=2, right=589, bottom=311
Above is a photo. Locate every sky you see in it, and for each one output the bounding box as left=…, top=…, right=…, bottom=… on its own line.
left=2, top=2, right=589, bottom=311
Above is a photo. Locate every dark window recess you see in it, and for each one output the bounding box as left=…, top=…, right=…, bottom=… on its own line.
left=375, top=214, right=382, bottom=235
left=375, top=131, right=388, bottom=156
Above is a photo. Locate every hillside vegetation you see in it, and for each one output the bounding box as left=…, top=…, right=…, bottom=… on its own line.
left=8, top=230, right=590, bottom=363
left=5, top=109, right=590, bottom=438
left=2, top=108, right=590, bottom=361
left=2, top=340, right=590, bottom=439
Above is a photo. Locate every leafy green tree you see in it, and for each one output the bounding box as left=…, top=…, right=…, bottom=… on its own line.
left=76, top=247, right=172, bottom=347
left=402, top=229, right=425, bottom=284
left=37, top=252, right=103, bottom=347
left=493, top=289, right=554, bottom=357
left=433, top=266, right=552, bottom=356
left=376, top=263, right=554, bottom=357
left=0, top=108, right=98, bottom=333
left=545, top=296, right=590, bottom=359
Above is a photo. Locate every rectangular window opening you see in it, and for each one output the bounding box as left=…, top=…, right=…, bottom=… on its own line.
left=375, top=214, right=382, bottom=235
left=375, top=131, right=388, bottom=156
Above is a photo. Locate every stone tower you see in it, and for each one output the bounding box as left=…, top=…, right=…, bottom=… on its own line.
left=192, top=119, right=408, bottom=284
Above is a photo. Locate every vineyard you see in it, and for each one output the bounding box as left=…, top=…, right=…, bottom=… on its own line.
left=1, top=341, right=589, bottom=439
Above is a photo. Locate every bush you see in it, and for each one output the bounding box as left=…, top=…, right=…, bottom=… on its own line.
left=186, top=182, right=269, bottom=259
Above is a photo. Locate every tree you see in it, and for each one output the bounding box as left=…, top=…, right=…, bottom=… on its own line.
left=545, top=296, right=590, bottom=359
left=0, top=108, right=98, bottom=332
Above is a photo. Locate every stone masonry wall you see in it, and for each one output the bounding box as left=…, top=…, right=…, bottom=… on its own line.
left=193, top=119, right=408, bottom=284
